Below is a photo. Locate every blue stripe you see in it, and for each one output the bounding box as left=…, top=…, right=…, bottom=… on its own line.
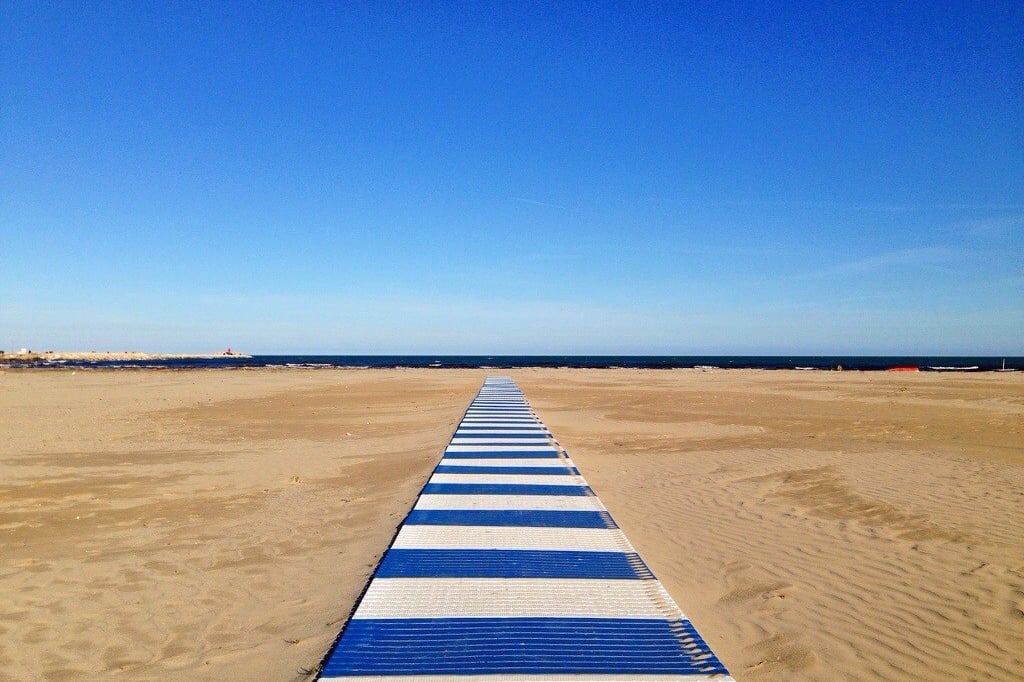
left=449, top=441, right=549, bottom=447
left=421, top=483, right=593, bottom=496
left=458, top=422, right=540, bottom=426
left=453, top=432, right=549, bottom=438
left=375, top=550, right=652, bottom=579
left=468, top=403, right=532, bottom=409
left=320, top=618, right=729, bottom=676
left=458, top=423, right=540, bottom=426
left=405, top=509, right=615, bottom=528
left=433, top=465, right=573, bottom=475
left=462, top=421, right=535, bottom=424
left=462, top=414, right=535, bottom=418
left=456, top=425, right=546, bottom=429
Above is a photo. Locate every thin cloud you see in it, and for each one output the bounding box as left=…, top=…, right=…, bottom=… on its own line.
left=840, top=202, right=1024, bottom=213
left=961, top=214, right=1024, bottom=237
left=622, top=196, right=1024, bottom=213
left=830, top=246, right=962, bottom=275
left=512, top=197, right=570, bottom=211
left=789, top=246, right=964, bottom=282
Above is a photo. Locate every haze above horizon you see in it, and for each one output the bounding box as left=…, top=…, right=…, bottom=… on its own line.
left=2, top=3, right=1022, bottom=355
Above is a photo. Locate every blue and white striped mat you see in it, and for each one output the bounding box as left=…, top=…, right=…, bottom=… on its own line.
left=317, top=376, right=732, bottom=681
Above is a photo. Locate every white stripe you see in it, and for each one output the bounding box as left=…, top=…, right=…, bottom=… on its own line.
left=439, top=458, right=572, bottom=468
left=449, top=438, right=552, bottom=445
left=459, top=420, right=541, bottom=425
left=414, top=494, right=606, bottom=511
left=464, top=413, right=534, bottom=417
left=429, top=473, right=584, bottom=485
left=456, top=428, right=549, bottom=433
left=446, top=445, right=560, bottom=453
left=352, top=578, right=682, bottom=619
left=392, top=526, right=631, bottom=551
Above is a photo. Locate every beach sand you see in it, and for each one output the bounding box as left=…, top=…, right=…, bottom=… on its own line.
left=1, top=368, right=1022, bottom=681
left=517, top=369, right=1024, bottom=681
left=0, top=369, right=480, bottom=681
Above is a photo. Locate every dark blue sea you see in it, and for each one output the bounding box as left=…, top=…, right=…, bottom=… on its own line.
left=8, top=355, right=1022, bottom=371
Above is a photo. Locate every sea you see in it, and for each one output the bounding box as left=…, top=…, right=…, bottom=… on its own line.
left=7, top=355, right=1022, bottom=371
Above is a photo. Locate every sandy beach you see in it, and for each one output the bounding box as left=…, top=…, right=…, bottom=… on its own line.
left=1, top=368, right=1022, bottom=681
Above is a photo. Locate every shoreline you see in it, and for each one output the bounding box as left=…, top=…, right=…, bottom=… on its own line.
left=2, top=352, right=1019, bottom=372
left=0, top=350, right=251, bottom=363
left=2, top=363, right=1019, bottom=373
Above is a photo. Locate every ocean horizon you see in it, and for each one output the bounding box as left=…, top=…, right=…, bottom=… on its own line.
left=6, top=355, right=1022, bottom=371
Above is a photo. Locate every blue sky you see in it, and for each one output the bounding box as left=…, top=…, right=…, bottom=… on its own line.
left=2, top=2, right=1021, bottom=354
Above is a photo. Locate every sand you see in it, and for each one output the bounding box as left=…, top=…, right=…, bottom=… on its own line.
left=0, top=369, right=481, bottom=681
left=516, top=369, right=1024, bottom=681
left=1, top=368, right=1022, bottom=681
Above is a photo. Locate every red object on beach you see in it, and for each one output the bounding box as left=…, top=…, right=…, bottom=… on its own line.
left=886, top=366, right=919, bottom=372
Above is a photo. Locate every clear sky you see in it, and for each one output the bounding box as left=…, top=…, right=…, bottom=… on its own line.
left=2, top=2, right=1022, bottom=354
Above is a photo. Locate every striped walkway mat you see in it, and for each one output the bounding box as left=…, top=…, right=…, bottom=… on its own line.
left=317, top=376, right=732, bottom=681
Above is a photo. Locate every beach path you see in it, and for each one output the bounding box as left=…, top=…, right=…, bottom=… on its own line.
left=316, top=376, right=732, bottom=681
